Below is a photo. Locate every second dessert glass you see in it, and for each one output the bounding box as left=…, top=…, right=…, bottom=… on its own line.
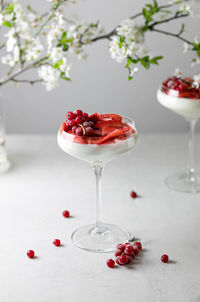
left=157, top=76, right=200, bottom=193
left=58, top=112, right=138, bottom=252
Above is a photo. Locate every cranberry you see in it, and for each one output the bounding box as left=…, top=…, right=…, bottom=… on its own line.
left=27, top=250, right=35, bottom=258
left=85, top=127, right=94, bottom=136
left=126, top=255, right=133, bottom=264
left=116, top=243, right=125, bottom=252
left=133, top=246, right=139, bottom=255
left=83, top=112, right=89, bottom=119
left=161, top=254, right=169, bottom=263
left=115, top=257, right=121, bottom=265
left=75, top=127, right=83, bottom=136
left=125, top=245, right=134, bottom=255
left=106, top=259, right=115, bottom=268
left=124, top=242, right=131, bottom=247
left=118, top=254, right=128, bottom=265
left=66, top=120, right=72, bottom=129
left=133, top=241, right=142, bottom=250
left=75, top=116, right=84, bottom=124
left=115, top=249, right=122, bottom=257
left=68, top=120, right=76, bottom=127
left=74, top=110, right=83, bottom=116
left=72, top=126, right=77, bottom=133
left=83, top=122, right=90, bottom=128
left=66, top=111, right=76, bottom=120
left=63, top=210, right=70, bottom=218
left=130, top=191, right=137, bottom=198
left=53, top=239, right=61, bottom=246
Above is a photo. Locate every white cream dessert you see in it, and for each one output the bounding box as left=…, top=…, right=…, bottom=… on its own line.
left=157, top=76, right=200, bottom=121
left=57, top=111, right=137, bottom=163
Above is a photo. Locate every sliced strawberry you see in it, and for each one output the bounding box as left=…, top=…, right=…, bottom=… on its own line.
left=60, top=122, right=67, bottom=134
left=99, top=114, right=122, bottom=121
left=102, top=126, right=116, bottom=136
left=89, top=113, right=101, bottom=122
left=97, top=126, right=130, bottom=145
left=95, top=120, right=123, bottom=129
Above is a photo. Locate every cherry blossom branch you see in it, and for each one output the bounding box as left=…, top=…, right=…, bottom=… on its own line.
left=11, top=78, right=42, bottom=85
left=150, top=27, right=193, bottom=45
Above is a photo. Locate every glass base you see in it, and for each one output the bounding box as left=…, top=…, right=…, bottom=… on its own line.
left=165, top=170, right=200, bottom=193
left=71, top=223, right=130, bottom=252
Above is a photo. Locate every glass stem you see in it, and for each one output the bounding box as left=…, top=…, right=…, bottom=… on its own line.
left=187, top=119, right=197, bottom=176
left=93, top=161, right=104, bottom=230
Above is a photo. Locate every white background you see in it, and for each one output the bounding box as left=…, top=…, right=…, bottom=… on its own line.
left=1, top=0, right=200, bottom=134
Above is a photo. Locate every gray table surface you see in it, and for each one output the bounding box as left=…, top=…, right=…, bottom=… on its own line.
left=1, top=134, right=200, bottom=302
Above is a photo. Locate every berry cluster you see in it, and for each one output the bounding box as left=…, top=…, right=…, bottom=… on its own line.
left=106, top=241, right=142, bottom=268
left=162, top=76, right=200, bottom=99
left=65, top=110, right=97, bottom=137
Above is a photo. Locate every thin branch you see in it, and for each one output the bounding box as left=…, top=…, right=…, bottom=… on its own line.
left=150, top=27, right=193, bottom=45
left=0, top=42, right=6, bottom=50
left=148, top=12, right=189, bottom=29
left=11, top=78, right=42, bottom=85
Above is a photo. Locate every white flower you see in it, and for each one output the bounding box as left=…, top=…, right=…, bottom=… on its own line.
left=191, top=57, right=200, bottom=67
left=109, top=36, right=127, bottom=63
left=183, top=42, right=190, bottom=53
left=188, top=0, right=200, bottom=17
left=117, top=19, right=144, bottom=44
left=174, top=68, right=182, bottom=77
left=179, top=4, right=192, bottom=15
left=193, top=74, right=200, bottom=88
left=38, top=65, right=60, bottom=91
left=48, top=47, right=63, bottom=63
left=60, top=57, right=71, bottom=77
left=25, top=38, right=43, bottom=62
left=5, top=29, right=17, bottom=52
left=130, top=66, right=139, bottom=77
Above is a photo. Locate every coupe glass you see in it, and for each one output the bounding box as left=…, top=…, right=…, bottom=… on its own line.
left=57, top=116, right=138, bottom=252
left=157, top=84, right=200, bottom=193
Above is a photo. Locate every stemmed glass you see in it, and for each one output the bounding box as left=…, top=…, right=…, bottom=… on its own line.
left=57, top=115, right=137, bottom=252
left=157, top=80, right=200, bottom=192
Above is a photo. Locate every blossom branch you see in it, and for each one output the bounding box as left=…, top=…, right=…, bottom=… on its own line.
left=11, top=78, right=42, bottom=85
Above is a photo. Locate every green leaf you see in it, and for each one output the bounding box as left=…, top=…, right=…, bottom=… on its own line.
left=119, top=36, right=125, bottom=48
left=53, top=59, right=63, bottom=69
left=128, top=76, right=133, bottom=81
left=2, top=21, right=13, bottom=27
left=4, top=3, right=14, bottom=14
left=61, top=75, right=71, bottom=81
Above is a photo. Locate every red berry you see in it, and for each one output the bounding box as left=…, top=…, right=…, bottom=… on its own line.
left=72, top=126, right=77, bottom=133
left=161, top=254, right=169, bottom=263
left=75, top=127, right=83, bottom=136
left=85, top=127, right=94, bottom=136
left=133, top=246, right=139, bottom=255
left=66, top=120, right=72, bottom=129
left=116, top=243, right=125, bottom=252
left=125, top=245, right=134, bottom=256
left=126, top=255, right=133, bottom=264
left=133, top=241, right=142, bottom=250
left=75, top=116, right=84, bottom=124
left=66, top=111, right=76, bottom=120
left=124, top=242, right=131, bottom=247
left=27, top=250, right=35, bottom=259
left=115, top=249, right=122, bottom=257
left=83, top=113, right=89, bottom=119
left=106, top=259, right=115, bottom=268
left=130, top=191, right=137, bottom=198
left=118, top=254, right=128, bottom=265
left=74, top=110, right=83, bottom=116
left=53, top=239, right=61, bottom=246
left=115, top=257, right=121, bottom=265
left=68, top=120, right=76, bottom=127
left=63, top=210, right=70, bottom=218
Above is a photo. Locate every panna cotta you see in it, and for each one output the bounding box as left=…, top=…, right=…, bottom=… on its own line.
left=157, top=76, right=200, bottom=120
left=57, top=111, right=137, bottom=163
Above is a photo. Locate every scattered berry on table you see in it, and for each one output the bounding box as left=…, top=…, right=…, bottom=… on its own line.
left=130, top=191, right=138, bottom=198
left=53, top=239, right=61, bottom=247
left=27, top=250, right=35, bottom=259
left=161, top=254, right=169, bottom=263
left=63, top=210, right=70, bottom=218
left=106, top=259, right=115, bottom=268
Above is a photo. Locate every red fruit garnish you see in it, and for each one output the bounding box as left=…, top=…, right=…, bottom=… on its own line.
left=116, top=243, right=125, bottom=252
left=132, top=246, right=139, bottom=255
left=95, top=120, right=123, bottom=129
left=53, top=239, right=61, bottom=247
left=130, top=191, right=137, bottom=198
left=124, top=242, right=131, bottom=247
left=72, top=126, right=77, bottom=133
left=75, top=116, right=84, bottom=124
left=85, top=127, right=94, bottom=136
left=82, top=112, right=89, bottom=119
left=97, top=126, right=129, bottom=145
left=133, top=241, right=142, bottom=250
left=99, top=114, right=122, bottom=121
left=125, top=245, right=134, bottom=256
left=75, top=127, right=83, bottom=136
left=68, top=120, right=76, bottom=127
left=89, top=113, right=100, bottom=122
left=60, top=122, right=67, bottom=134
left=63, top=210, right=70, bottom=218
left=74, top=109, right=83, bottom=116
left=118, top=254, right=128, bottom=265
left=126, top=255, right=133, bottom=264
left=115, top=249, right=122, bottom=257
left=66, top=111, right=76, bottom=120
left=161, top=254, right=169, bottom=263
left=106, top=259, right=115, bottom=268
left=27, top=250, right=35, bottom=259
left=73, top=136, right=87, bottom=144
